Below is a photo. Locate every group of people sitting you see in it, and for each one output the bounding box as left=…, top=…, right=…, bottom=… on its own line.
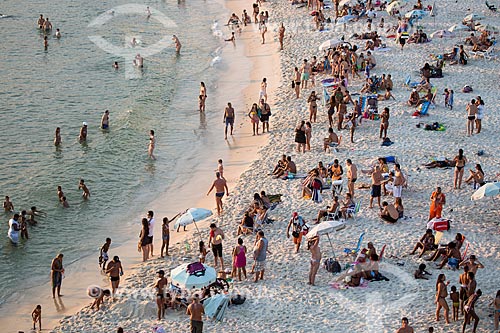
left=315, top=193, right=355, bottom=222
left=465, top=31, right=494, bottom=52
left=272, top=155, right=297, bottom=179
left=237, top=192, right=273, bottom=235
left=411, top=231, right=467, bottom=269
left=407, top=29, right=429, bottom=44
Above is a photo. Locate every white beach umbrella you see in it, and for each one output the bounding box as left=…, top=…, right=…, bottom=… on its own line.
left=405, top=9, right=428, bottom=19
left=339, top=0, right=356, bottom=7
left=170, top=263, right=217, bottom=289
left=471, top=182, right=500, bottom=201
left=477, top=24, right=499, bottom=33
left=318, top=39, right=343, bottom=51
left=386, top=1, right=403, bottom=14
left=306, top=220, right=346, bottom=239
left=430, top=30, right=455, bottom=38
left=173, top=208, right=213, bottom=231
left=448, top=24, right=470, bottom=32
left=463, top=13, right=485, bottom=22
left=336, top=15, right=357, bottom=25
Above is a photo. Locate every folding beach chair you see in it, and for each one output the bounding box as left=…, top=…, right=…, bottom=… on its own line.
left=345, top=200, right=361, bottom=220
left=343, top=232, right=365, bottom=255
left=419, top=101, right=431, bottom=116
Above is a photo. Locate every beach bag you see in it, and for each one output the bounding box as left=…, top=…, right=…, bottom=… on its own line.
left=230, top=294, right=246, bottom=305
left=381, top=137, right=393, bottom=146
left=462, top=85, right=473, bottom=93
left=324, top=258, right=341, bottom=273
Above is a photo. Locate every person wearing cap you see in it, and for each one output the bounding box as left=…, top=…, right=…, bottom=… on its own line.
left=154, top=270, right=168, bottom=320
left=186, top=294, right=204, bottom=332
left=105, top=256, right=123, bottom=296
left=79, top=122, right=87, bottom=142
left=286, top=212, right=307, bottom=253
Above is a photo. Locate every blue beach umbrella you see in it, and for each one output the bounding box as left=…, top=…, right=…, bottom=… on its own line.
left=471, top=182, right=500, bottom=201
left=170, top=263, right=216, bottom=289
left=405, top=9, right=428, bottom=19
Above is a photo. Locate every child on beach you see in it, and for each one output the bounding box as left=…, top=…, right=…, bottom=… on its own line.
left=199, top=241, right=209, bottom=263
left=32, top=304, right=41, bottom=331
left=414, top=263, right=431, bottom=280
left=216, top=159, right=224, bottom=178
left=99, top=238, right=111, bottom=270
left=450, top=285, right=460, bottom=321
left=444, top=88, right=454, bottom=110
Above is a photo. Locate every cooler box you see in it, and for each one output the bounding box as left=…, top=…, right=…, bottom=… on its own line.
left=427, top=218, right=451, bottom=231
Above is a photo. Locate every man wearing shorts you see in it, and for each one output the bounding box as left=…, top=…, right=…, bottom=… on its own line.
left=300, top=59, right=311, bottom=89
left=186, top=294, right=204, bottom=333
left=393, top=163, right=406, bottom=198
left=286, top=212, right=306, bottom=253
left=106, top=256, right=123, bottom=296
left=254, top=230, right=270, bottom=282
left=223, top=102, right=235, bottom=140
left=206, top=172, right=229, bottom=216
left=369, top=165, right=382, bottom=208
left=208, top=223, right=225, bottom=270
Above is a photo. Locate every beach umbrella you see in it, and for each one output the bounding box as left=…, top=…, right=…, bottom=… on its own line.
left=405, top=9, right=428, bottom=19
left=318, top=39, right=342, bottom=51
left=306, top=220, right=346, bottom=257
left=463, top=13, right=485, bottom=22
left=477, top=24, right=499, bottom=33
left=386, top=1, right=403, bottom=14
left=339, top=0, right=356, bottom=7
left=471, top=182, right=500, bottom=201
left=336, top=15, right=357, bottom=25
left=173, top=208, right=213, bottom=232
left=448, top=24, right=470, bottom=32
left=170, top=263, right=217, bottom=289
left=430, top=30, right=455, bottom=38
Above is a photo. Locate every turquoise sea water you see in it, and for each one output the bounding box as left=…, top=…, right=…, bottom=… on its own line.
left=0, top=0, right=228, bottom=304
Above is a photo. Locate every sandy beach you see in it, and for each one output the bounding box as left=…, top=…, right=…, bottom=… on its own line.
left=4, top=0, right=500, bottom=332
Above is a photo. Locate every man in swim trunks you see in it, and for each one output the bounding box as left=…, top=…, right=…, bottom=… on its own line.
left=42, top=18, right=52, bottom=31
left=259, top=99, right=271, bottom=133
left=51, top=253, right=64, bottom=298
left=346, top=159, right=358, bottom=197
left=79, top=122, right=87, bottom=142
left=186, top=294, right=205, bottom=333
left=396, top=317, right=415, bottom=333
left=223, top=102, right=235, bottom=140
left=101, top=110, right=109, bottom=129
left=278, top=23, right=285, bottom=50
left=207, top=172, right=229, bottom=216
left=369, top=165, right=382, bottom=208
left=99, top=237, right=111, bottom=270
left=106, top=255, right=123, bottom=296
left=3, top=196, right=14, bottom=212
left=393, top=163, right=406, bottom=199
left=259, top=78, right=267, bottom=102
left=155, top=270, right=168, bottom=320
left=37, top=15, right=45, bottom=29
left=79, top=179, right=90, bottom=199
left=208, top=223, right=225, bottom=270
left=300, top=59, right=311, bottom=89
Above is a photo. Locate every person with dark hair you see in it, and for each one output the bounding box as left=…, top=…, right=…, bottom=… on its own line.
left=380, top=201, right=399, bottom=223
left=462, top=289, right=482, bottom=333
left=414, top=263, right=431, bottom=279
left=207, top=172, right=229, bottom=216
left=253, top=230, right=270, bottom=282
left=465, top=164, right=485, bottom=189
left=208, top=223, right=225, bottom=270
left=396, top=317, right=414, bottom=333
left=106, top=256, right=123, bottom=296
left=435, top=273, right=450, bottom=324
left=410, top=229, right=435, bottom=258
left=453, top=149, right=467, bottom=189
left=307, top=235, right=321, bottom=286
left=429, top=186, right=445, bottom=220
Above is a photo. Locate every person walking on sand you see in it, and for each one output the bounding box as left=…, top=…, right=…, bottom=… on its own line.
left=32, top=305, right=42, bottom=331
left=154, top=270, right=168, bottom=320
left=186, top=294, right=205, bottom=333
left=106, top=256, right=123, bottom=296
left=223, top=102, right=235, bottom=140
left=253, top=230, right=270, bottom=283
left=435, top=273, right=451, bottom=324
left=148, top=130, right=156, bottom=160
left=259, top=78, right=267, bottom=102
left=232, top=238, right=247, bottom=281
left=429, top=186, right=445, bottom=221
left=293, top=67, right=301, bottom=99
left=287, top=212, right=306, bottom=253
left=278, top=23, right=285, bottom=50
left=99, top=237, right=111, bottom=270
left=208, top=223, right=225, bottom=270
left=466, top=99, right=477, bottom=136
left=248, top=103, right=260, bottom=136
left=462, top=289, right=482, bottom=333
left=172, top=35, right=181, bottom=53
left=395, top=317, right=414, bottom=333
left=475, top=98, right=484, bottom=134
left=79, top=179, right=90, bottom=199
left=307, top=91, right=320, bottom=123
left=308, top=235, right=321, bottom=286
left=51, top=253, right=64, bottom=298
left=54, top=127, right=61, bottom=146
left=161, top=213, right=180, bottom=257
left=259, top=19, right=267, bottom=44
left=207, top=172, right=229, bottom=216
left=139, top=218, right=150, bottom=262
left=346, top=159, right=358, bottom=197
left=453, top=149, right=467, bottom=189
left=101, top=110, right=109, bottom=129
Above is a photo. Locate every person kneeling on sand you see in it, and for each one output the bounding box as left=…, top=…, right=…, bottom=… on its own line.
left=380, top=201, right=399, bottom=223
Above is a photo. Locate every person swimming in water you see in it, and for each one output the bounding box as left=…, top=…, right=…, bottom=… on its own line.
left=55, top=28, right=61, bottom=38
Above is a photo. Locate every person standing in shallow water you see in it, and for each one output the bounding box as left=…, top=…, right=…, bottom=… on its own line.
left=51, top=253, right=64, bottom=298
left=54, top=127, right=61, bottom=146
left=148, top=130, right=156, bottom=160
left=223, top=102, right=235, bottom=140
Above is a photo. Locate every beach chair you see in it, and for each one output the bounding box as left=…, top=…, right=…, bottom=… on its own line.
left=419, top=101, right=431, bottom=116
left=404, top=75, right=420, bottom=89
left=325, top=205, right=341, bottom=221
left=343, top=232, right=365, bottom=255
left=345, top=200, right=361, bottom=220
left=332, top=179, right=343, bottom=196
left=378, top=244, right=387, bottom=261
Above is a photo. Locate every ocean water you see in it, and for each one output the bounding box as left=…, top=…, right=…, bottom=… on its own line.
left=0, top=0, right=230, bottom=304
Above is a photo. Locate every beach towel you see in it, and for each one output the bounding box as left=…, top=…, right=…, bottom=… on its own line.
left=381, top=137, right=394, bottom=146
left=331, top=281, right=369, bottom=289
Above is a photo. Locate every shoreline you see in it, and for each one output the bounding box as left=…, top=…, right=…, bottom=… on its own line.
left=0, top=0, right=281, bottom=331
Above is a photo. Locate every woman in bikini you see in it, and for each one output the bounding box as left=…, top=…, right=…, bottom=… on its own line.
left=307, top=91, right=320, bottom=123
left=292, top=67, right=301, bottom=99
left=465, top=164, right=485, bottom=189
left=248, top=103, right=260, bottom=136
left=453, top=149, right=467, bottom=189
left=435, top=273, right=450, bottom=324
left=148, top=130, right=156, bottom=160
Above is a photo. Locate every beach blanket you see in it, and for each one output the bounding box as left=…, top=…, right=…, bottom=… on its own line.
left=331, top=281, right=369, bottom=289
